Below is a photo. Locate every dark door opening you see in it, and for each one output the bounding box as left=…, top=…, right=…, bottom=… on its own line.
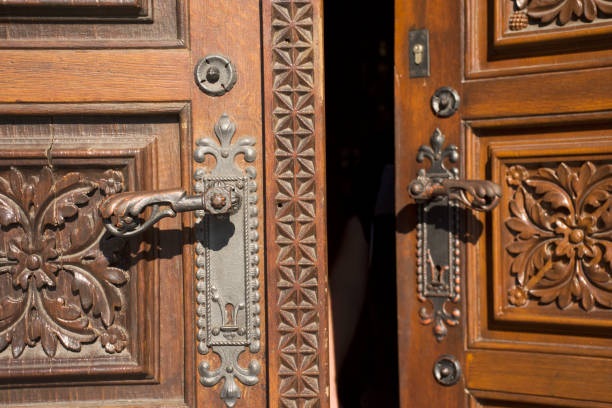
left=324, top=2, right=398, bottom=406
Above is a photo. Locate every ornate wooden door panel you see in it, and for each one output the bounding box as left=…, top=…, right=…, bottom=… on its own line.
left=0, top=1, right=329, bottom=407
left=396, top=1, right=612, bottom=407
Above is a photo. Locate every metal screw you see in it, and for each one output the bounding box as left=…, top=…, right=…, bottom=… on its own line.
left=206, top=66, right=221, bottom=84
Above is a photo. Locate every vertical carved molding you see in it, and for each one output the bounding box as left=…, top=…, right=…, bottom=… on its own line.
left=266, top=0, right=329, bottom=407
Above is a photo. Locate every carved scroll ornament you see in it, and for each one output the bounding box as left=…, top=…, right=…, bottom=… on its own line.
left=512, top=0, right=612, bottom=27
left=0, top=167, right=128, bottom=358
left=505, top=162, right=612, bottom=311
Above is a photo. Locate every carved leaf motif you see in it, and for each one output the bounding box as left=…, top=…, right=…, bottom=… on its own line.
left=505, top=162, right=612, bottom=311
left=0, top=167, right=129, bottom=358
left=0, top=198, right=20, bottom=227
left=41, top=186, right=94, bottom=229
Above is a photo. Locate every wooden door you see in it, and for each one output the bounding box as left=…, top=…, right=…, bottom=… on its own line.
left=396, top=1, right=612, bottom=407
left=0, top=1, right=329, bottom=407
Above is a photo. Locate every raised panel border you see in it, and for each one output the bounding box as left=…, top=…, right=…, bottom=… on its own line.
left=0, top=0, right=185, bottom=49
left=493, top=0, right=612, bottom=52
left=465, top=111, right=612, bottom=358
left=469, top=387, right=612, bottom=407
left=0, top=0, right=152, bottom=22
left=466, top=0, right=612, bottom=78
left=0, top=102, right=194, bottom=407
left=466, top=350, right=612, bottom=404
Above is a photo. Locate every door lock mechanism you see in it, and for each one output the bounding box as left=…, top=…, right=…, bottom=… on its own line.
left=413, top=43, right=425, bottom=65
left=408, top=129, right=501, bottom=341
left=99, top=114, right=261, bottom=408
left=409, top=29, right=429, bottom=78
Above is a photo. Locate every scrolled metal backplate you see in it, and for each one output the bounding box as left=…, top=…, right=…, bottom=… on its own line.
left=193, top=114, right=260, bottom=407
left=409, top=129, right=501, bottom=342
left=414, top=129, right=461, bottom=342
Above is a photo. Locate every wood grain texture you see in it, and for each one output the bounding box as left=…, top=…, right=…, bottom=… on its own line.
left=469, top=390, right=612, bottom=408
left=0, top=51, right=190, bottom=103
left=0, top=0, right=183, bottom=47
left=263, top=0, right=330, bottom=407
left=466, top=350, right=612, bottom=403
left=188, top=0, right=268, bottom=407
left=0, top=0, right=140, bottom=5
left=395, top=0, right=466, bottom=407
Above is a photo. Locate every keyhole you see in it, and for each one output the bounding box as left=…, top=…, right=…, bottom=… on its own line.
left=225, top=303, right=235, bottom=325
left=413, top=43, right=424, bottom=65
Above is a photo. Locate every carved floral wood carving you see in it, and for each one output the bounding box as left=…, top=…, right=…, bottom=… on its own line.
left=271, top=0, right=321, bottom=406
left=512, top=0, right=612, bottom=28
left=0, top=166, right=129, bottom=358
left=505, top=162, right=612, bottom=311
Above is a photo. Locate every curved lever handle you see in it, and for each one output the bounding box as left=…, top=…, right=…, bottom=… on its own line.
left=409, top=178, right=502, bottom=212
left=408, top=128, right=502, bottom=342
left=99, top=184, right=241, bottom=237
left=407, top=128, right=502, bottom=212
left=100, top=114, right=263, bottom=407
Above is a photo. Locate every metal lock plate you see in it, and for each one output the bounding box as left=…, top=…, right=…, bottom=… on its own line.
left=409, top=29, right=429, bottom=78
left=195, top=54, right=238, bottom=96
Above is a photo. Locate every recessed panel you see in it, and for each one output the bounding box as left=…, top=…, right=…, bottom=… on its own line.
left=0, top=111, right=187, bottom=405
left=0, top=0, right=185, bottom=48
left=466, top=114, right=612, bottom=356
left=466, top=0, right=612, bottom=77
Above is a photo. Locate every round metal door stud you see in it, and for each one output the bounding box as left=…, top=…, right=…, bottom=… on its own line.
left=433, top=355, right=461, bottom=386
left=431, top=86, right=460, bottom=118
left=195, top=55, right=237, bottom=96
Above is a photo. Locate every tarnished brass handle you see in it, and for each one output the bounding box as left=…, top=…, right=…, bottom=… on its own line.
left=99, top=184, right=241, bottom=237
left=407, top=128, right=502, bottom=343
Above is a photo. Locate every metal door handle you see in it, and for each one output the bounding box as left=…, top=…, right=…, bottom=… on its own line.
left=407, top=129, right=501, bottom=341
left=409, top=175, right=501, bottom=212
left=408, top=128, right=501, bottom=211
left=100, top=184, right=241, bottom=237
left=99, top=114, right=262, bottom=407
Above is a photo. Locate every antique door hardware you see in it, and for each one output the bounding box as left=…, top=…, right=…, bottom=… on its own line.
left=194, top=54, right=238, bottom=96
left=408, top=29, right=429, bottom=78
left=431, top=87, right=460, bottom=118
left=100, top=114, right=254, bottom=237
left=408, top=129, right=501, bottom=341
left=100, top=114, right=261, bottom=408
left=100, top=184, right=242, bottom=237
left=433, top=355, right=461, bottom=386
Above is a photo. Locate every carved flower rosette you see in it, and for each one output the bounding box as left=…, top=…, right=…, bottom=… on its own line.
left=0, top=167, right=129, bottom=358
left=505, top=162, right=612, bottom=311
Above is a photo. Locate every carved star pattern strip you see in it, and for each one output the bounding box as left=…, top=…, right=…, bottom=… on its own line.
left=272, top=0, right=321, bottom=406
